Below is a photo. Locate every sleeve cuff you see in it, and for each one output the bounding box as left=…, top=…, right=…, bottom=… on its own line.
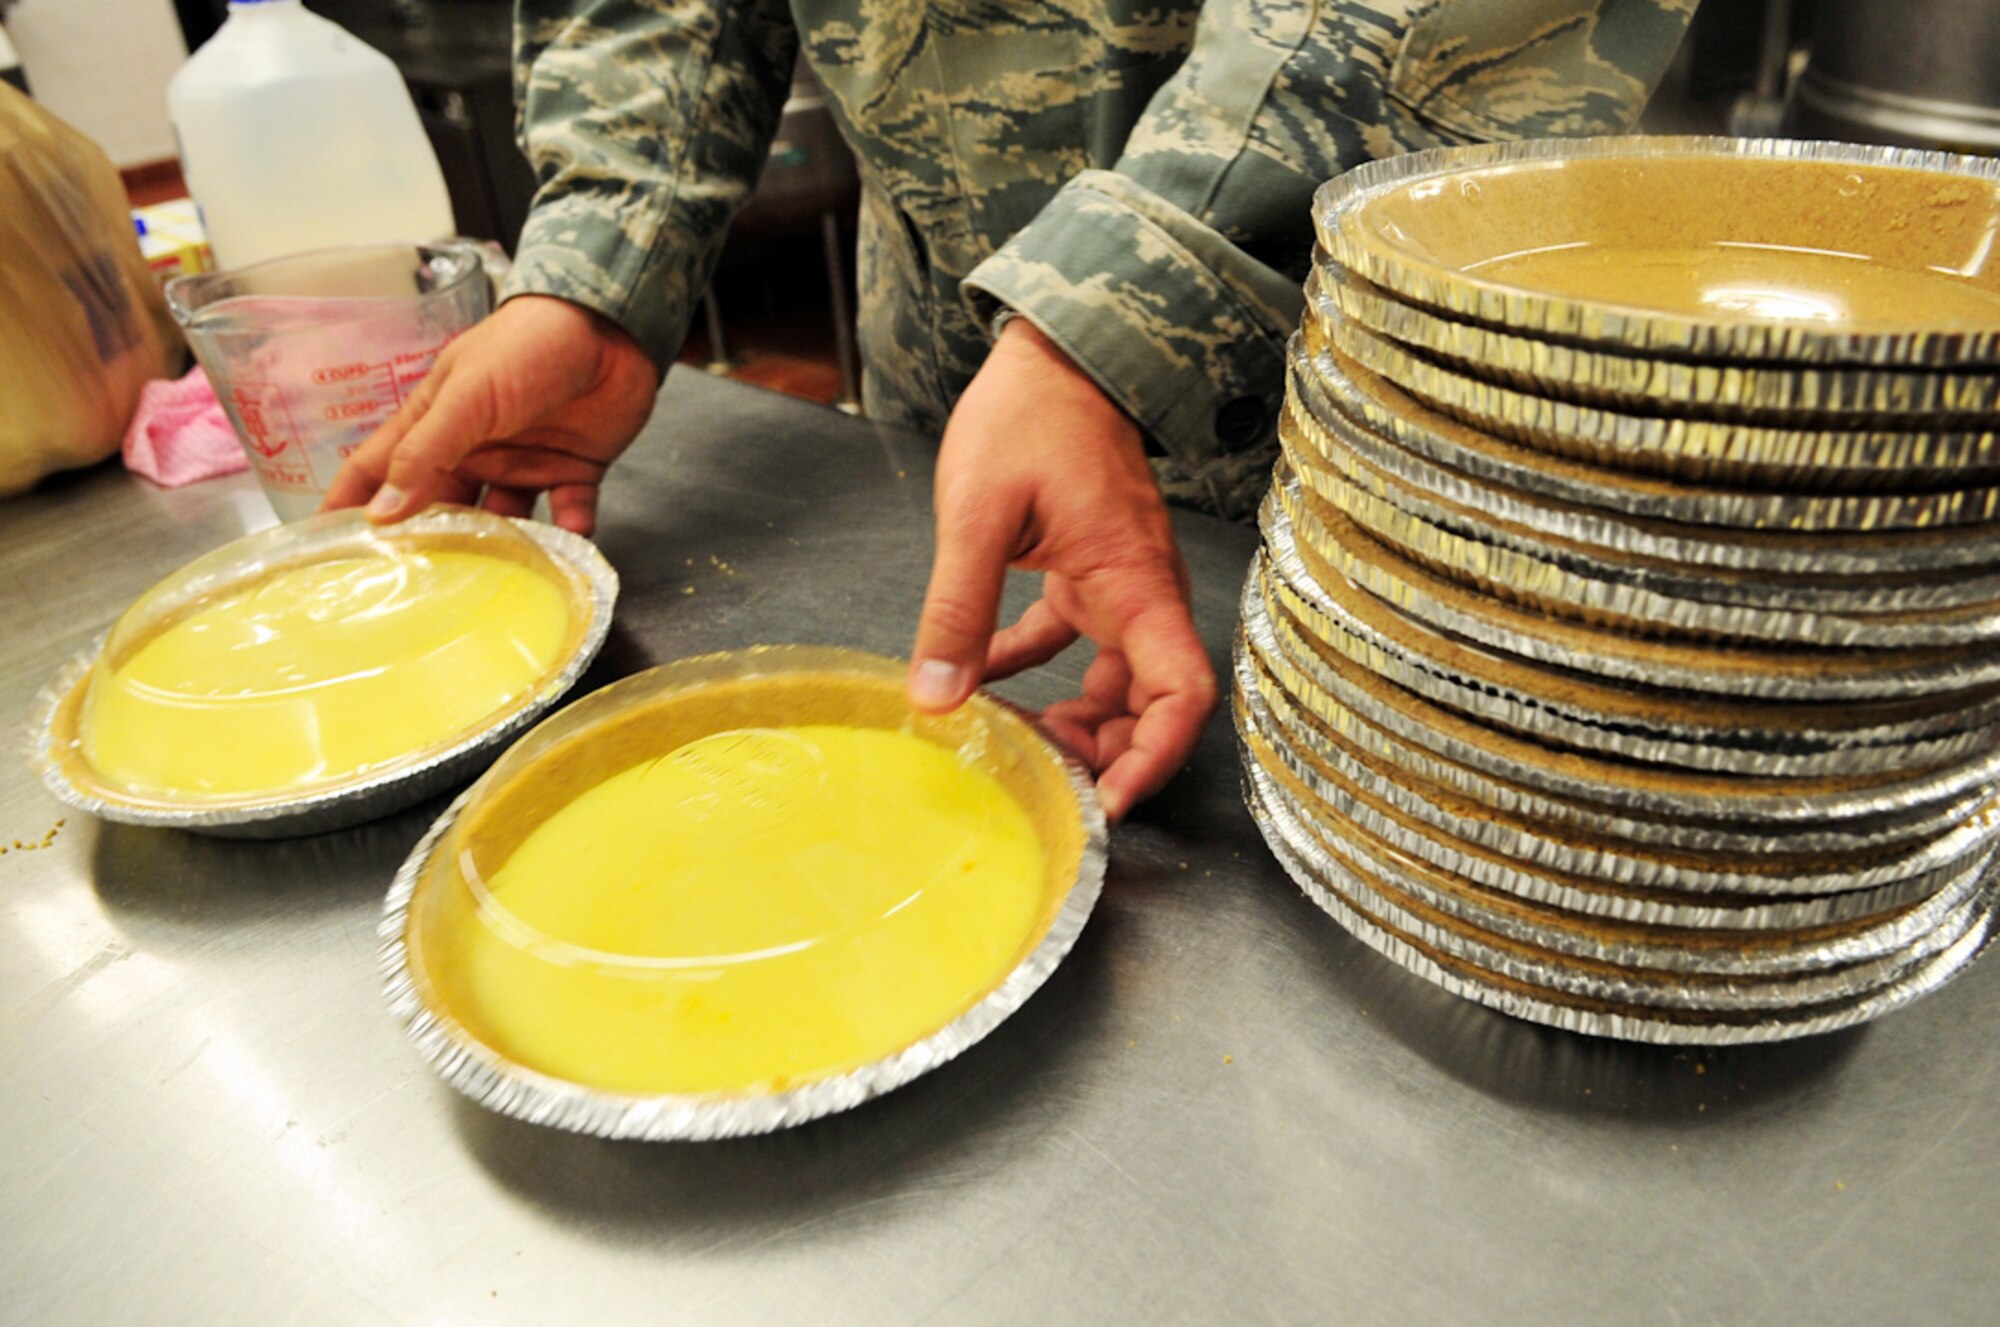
left=499, top=193, right=710, bottom=375
left=962, top=169, right=1303, bottom=464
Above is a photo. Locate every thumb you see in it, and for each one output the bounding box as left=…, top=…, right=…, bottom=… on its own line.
left=910, top=491, right=1022, bottom=713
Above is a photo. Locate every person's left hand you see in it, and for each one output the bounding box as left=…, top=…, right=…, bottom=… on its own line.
left=908, top=319, right=1218, bottom=822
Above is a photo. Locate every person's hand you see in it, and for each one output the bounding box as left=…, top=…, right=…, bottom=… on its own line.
left=319, top=294, right=661, bottom=535
left=909, top=319, right=1217, bottom=822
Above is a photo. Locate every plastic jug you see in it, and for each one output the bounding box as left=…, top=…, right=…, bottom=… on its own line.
left=167, top=0, right=454, bottom=269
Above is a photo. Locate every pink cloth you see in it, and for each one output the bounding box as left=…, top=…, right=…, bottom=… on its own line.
left=121, top=365, right=249, bottom=488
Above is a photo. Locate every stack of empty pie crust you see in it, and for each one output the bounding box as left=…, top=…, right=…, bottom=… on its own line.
left=1239, top=137, right=2000, bottom=1042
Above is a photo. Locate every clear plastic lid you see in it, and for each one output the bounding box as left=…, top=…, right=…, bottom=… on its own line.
left=390, top=647, right=1106, bottom=1135
left=63, top=505, right=592, bottom=809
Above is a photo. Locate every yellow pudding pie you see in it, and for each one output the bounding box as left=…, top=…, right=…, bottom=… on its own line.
left=44, top=509, right=600, bottom=813
left=398, top=650, right=1098, bottom=1105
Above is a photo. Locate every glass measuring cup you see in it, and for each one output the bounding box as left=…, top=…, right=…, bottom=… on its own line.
left=167, top=242, right=491, bottom=521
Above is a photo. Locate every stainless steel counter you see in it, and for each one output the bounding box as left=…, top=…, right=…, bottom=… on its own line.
left=4, top=370, right=1997, bottom=1325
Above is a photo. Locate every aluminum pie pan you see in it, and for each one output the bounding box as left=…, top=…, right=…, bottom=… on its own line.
left=1261, top=777, right=1980, bottom=1015
left=1280, top=381, right=2000, bottom=591
left=1248, top=756, right=1985, bottom=1012
left=1258, top=527, right=2000, bottom=781
left=1329, top=314, right=2000, bottom=488
left=1285, top=435, right=2000, bottom=641
left=1238, top=683, right=1952, bottom=932
left=1258, top=755, right=1997, bottom=988
left=1268, top=477, right=2000, bottom=702
left=1256, top=569, right=2000, bottom=838
left=1244, top=722, right=1999, bottom=979
left=25, top=507, right=618, bottom=839
left=1256, top=547, right=2000, bottom=787
left=1244, top=751, right=2000, bottom=1042
left=1242, top=734, right=2000, bottom=1041
left=380, top=645, right=1108, bottom=1141
left=1285, top=367, right=2000, bottom=582
left=1264, top=487, right=2000, bottom=799
left=1314, top=135, right=2000, bottom=369
left=1295, top=335, right=2000, bottom=536
left=1284, top=455, right=2000, bottom=647
left=1287, top=409, right=2000, bottom=618
left=1250, top=635, right=1993, bottom=861
left=1238, top=671, right=1961, bottom=932
left=1236, top=639, right=2000, bottom=902
left=1243, top=578, right=1998, bottom=856
left=1308, top=260, right=2000, bottom=422
left=1235, top=636, right=2000, bottom=897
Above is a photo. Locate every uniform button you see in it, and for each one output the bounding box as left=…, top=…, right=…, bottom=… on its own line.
left=1215, top=396, right=1269, bottom=448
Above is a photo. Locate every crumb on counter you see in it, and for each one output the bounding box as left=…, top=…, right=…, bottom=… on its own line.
left=5, top=820, right=65, bottom=856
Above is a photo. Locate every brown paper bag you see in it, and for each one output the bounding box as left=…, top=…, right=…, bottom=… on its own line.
left=1, top=83, right=183, bottom=496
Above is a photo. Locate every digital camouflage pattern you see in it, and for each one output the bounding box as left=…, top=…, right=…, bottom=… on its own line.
left=507, top=0, right=1697, bottom=518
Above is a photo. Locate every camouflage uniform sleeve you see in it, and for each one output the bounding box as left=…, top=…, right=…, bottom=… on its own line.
left=961, top=0, right=1697, bottom=469
left=500, top=0, right=800, bottom=372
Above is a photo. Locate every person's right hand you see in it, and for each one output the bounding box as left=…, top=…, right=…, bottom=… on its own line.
left=319, top=294, right=661, bottom=536
left=909, top=319, right=1217, bottom=823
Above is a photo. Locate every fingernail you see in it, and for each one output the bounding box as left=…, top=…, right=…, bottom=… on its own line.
left=1099, top=787, right=1128, bottom=824
left=910, top=658, right=967, bottom=710
left=365, top=484, right=406, bottom=520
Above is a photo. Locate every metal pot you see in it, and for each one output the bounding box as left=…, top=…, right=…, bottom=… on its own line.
left=1792, top=0, right=2000, bottom=153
